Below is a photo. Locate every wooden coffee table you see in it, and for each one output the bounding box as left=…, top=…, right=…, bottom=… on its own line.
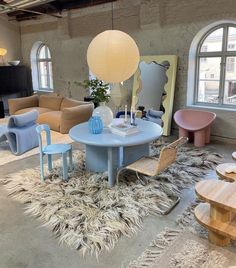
left=195, top=180, right=236, bottom=246
left=69, top=119, right=163, bottom=187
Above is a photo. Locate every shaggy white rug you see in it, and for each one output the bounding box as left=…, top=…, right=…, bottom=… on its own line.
left=127, top=202, right=236, bottom=268
left=2, top=142, right=222, bottom=257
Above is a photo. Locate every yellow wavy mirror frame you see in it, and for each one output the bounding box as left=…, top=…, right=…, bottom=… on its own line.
left=132, top=55, right=178, bottom=136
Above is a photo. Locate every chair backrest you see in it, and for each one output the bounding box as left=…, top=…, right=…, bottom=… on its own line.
left=156, top=137, right=188, bottom=174
left=36, top=124, right=51, bottom=152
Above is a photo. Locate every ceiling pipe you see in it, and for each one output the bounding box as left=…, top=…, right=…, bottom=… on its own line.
left=0, top=0, right=56, bottom=13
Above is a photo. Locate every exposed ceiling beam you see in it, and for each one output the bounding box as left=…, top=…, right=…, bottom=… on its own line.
left=1, top=0, right=117, bottom=21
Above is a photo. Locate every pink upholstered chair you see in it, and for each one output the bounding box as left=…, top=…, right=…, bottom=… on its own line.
left=174, top=109, right=216, bottom=147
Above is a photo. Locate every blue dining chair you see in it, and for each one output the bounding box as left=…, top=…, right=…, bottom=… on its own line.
left=36, top=124, right=73, bottom=181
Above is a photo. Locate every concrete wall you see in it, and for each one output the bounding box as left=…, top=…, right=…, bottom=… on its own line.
left=0, top=15, right=21, bottom=63
left=20, top=0, right=236, bottom=141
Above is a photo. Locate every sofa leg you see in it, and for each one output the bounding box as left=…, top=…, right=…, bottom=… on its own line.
left=179, top=128, right=188, bottom=139
left=194, top=129, right=206, bottom=147
left=205, top=126, right=211, bottom=144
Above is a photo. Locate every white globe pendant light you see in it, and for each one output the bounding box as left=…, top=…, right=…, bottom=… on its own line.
left=87, top=30, right=140, bottom=83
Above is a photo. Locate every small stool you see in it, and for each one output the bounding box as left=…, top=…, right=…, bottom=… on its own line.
left=216, top=163, right=236, bottom=182
left=36, top=124, right=72, bottom=181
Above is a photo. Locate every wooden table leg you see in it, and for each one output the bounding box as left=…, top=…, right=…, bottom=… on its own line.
left=209, top=205, right=231, bottom=246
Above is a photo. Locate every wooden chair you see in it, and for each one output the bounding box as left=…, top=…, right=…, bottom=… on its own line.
left=36, top=124, right=73, bottom=181
left=116, top=137, right=188, bottom=213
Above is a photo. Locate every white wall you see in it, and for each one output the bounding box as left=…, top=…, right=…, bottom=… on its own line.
left=19, top=0, right=236, bottom=141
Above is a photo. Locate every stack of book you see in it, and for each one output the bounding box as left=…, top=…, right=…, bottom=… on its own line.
left=109, top=123, right=140, bottom=136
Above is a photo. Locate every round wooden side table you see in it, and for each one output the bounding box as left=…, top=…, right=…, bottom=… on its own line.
left=216, top=163, right=236, bottom=182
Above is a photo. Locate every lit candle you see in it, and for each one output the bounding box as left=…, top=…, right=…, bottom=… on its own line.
left=124, top=105, right=127, bottom=123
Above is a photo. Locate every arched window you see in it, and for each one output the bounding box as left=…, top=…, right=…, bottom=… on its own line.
left=194, top=23, right=236, bottom=107
left=36, top=44, right=53, bottom=91
left=31, top=42, right=53, bottom=92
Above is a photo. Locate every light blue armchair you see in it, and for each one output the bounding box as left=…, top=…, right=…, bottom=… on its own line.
left=0, top=110, right=39, bottom=155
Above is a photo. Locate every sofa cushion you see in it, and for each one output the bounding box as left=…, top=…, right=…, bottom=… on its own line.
left=39, top=95, right=63, bottom=111
left=60, top=98, right=88, bottom=110
left=38, top=111, right=62, bottom=132
left=15, top=107, right=52, bottom=115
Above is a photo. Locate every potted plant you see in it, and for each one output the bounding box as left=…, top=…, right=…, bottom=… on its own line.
left=75, top=78, right=113, bottom=126
left=75, top=78, right=110, bottom=106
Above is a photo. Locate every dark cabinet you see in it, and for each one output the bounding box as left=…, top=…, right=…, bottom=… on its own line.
left=0, top=65, right=31, bottom=96
left=0, top=65, right=32, bottom=118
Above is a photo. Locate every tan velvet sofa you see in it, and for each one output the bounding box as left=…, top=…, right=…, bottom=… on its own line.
left=8, top=94, right=94, bottom=134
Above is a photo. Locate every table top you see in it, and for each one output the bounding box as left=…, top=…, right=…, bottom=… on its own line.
left=69, top=119, right=163, bottom=147
left=195, top=180, right=236, bottom=212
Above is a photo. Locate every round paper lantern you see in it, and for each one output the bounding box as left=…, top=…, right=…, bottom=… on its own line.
left=87, top=30, right=140, bottom=83
left=0, top=48, right=7, bottom=56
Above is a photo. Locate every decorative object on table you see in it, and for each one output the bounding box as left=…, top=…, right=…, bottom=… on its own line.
left=88, top=116, right=103, bottom=134
left=145, top=108, right=164, bottom=127
left=8, top=94, right=94, bottom=134
left=36, top=124, right=72, bottom=181
left=130, top=106, right=136, bottom=126
left=216, top=163, right=236, bottom=182
left=3, top=141, right=222, bottom=256
left=108, top=122, right=139, bottom=137
left=132, top=55, right=178, bottom=136
left=92, top=102, right=113, bottom=127
left=174, top=109, right=216, bottom=147
left=0, top=110, right=39, bottom=155
left=116, top=137, right=188, bottom=212
left=8, top=60, right=20, bottom=66
left=195, top=180, right=236, bottom=247
left=0, top=48, right=7, bottom=65
left=86, top=1, right=139, bottom=83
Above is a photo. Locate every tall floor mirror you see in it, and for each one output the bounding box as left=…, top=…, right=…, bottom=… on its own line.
left=132, top=55, right=178, bottom=136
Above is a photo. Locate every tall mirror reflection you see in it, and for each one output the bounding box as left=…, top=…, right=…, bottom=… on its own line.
left=132, top=55, right=178, bottom=136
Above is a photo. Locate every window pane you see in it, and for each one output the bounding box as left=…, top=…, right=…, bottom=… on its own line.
left=200, top=28, right=223, bottom=52
left=46, top=46, right=51, bottom=58
left=48, top=62, right=53, bottom=89
left=227, top=27, right=236, bottom=51
left=224, top=57, right=236, bottom=105
left=39, top=61, right=49, bottom=88
left=197, top=57, right=221, bottom=103
left=38, top=45, right=46, bottom=59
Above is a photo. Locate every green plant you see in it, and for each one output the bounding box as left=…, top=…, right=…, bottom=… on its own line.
left=75, top=78, right=110, bottom=104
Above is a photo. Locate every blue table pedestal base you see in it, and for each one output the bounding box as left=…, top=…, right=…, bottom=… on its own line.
left=85, top=143, right=149, bottom=187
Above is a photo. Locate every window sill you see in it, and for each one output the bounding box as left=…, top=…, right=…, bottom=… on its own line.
left=34, top=89, right=54, bottom=93
left=187, top=104, right=236, bottom=112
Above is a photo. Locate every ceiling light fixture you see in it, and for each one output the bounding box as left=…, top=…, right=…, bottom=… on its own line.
left=86, top=1, right=140, bottom=83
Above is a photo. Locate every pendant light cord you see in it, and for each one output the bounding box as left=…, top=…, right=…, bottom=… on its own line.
left=111, top=1, right=114, bottom=30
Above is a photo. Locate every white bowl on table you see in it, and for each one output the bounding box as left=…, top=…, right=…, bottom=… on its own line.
left=8, top=60, right=20, bottom=66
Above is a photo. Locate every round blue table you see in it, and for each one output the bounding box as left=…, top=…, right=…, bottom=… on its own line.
left=69, top=119, right=163, bottom=187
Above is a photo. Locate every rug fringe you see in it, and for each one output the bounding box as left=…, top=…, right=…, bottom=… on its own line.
left=126, top=228, right=181, bottom=268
